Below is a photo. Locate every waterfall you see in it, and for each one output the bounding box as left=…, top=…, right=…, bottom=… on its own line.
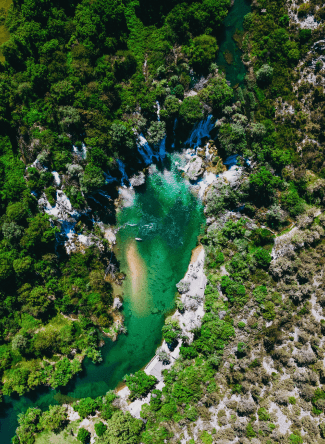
left=73, top=143, right=87, bottom=159
left=97, top=190, right=112, bottom=200
left=171, top=118, right=178, bottom=148
left=198, top=172, right=219, bottom=199
left=156, top=101, right=160, bottom=121
left=223, top=154, right=238, bottom=168
left=185, top=115, right=215, bottom=149
left=158, top=137, right=166, bottom=161
left=137, top=134, right=155, bottom=165
left=51, top=171, right=60, bottom=186
left=104, top=171, right=117, bottom=184
left=117, top=160, right=130, bottom=187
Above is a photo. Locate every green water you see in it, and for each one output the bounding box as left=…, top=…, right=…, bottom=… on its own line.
left=216, top=0, right=251, bottom=86
left=0, top=159, right=204, bottom=442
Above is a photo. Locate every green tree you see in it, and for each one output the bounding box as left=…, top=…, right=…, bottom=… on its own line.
left=199, top=76, right=233, bottom=111
left=146, top=121, right=166, bottom=147
left=12, top=334, right=28, bottom=352
left=19, top=286, right=52, bottom=319
left=95, top=421, right=107, bottom=437
left=189, top=35, right=218, bottom=72
left=256, top=64, right=274, bottom=85
left=218, top=122, right=247, bottom=154
left=179, top=97, right=204, bottom=126
left=160, top=95, right=180, bottom=122
left=104, top=411, right=143, bottom=444
left=50, top=357, right=73, bottom=388
left=39, top=405, right=68, bottom=433
left=254, top=248, right=272, bottom=268
left=80, top=164, right=105, bottom=194
left=125, top=370, right=157, bottom=400
left=77, top=427, right=90, bottom=444
left=249, top=167, right=282, bottom=203
left=73, top=397, right=100, bottom=418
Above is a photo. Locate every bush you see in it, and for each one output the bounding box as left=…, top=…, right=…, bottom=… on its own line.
left=258, top=407, right=270, bottom=421
left=254, top=248, right=272, bottom=268
left=77, top=427, right=90, bottom=443
left=199, top=76, right=233, bottom=111
left=73, top=397, right=100, bottom=418
left=95, top=421, right=107, bottom=437
left=189, top=35, right=218, bottom=72
left=256, top=64, right=274, bottom=85
left=162, top=317, right=181, bottom=344
left=124, top=370, right=157, bottom=400
left=179, top=96, right=204, bottom=126
left=221, top=276, right=247, bottom=305
left=80, top=164, right=105, bottom=194
left=238, top=400, right=256, bottom=416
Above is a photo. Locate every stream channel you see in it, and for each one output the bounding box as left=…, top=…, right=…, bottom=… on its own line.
left=0, top=0, right=250, bottom=440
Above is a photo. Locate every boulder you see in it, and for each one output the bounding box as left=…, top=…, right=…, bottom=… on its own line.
left=187, top=156, right=204, bottom=181
left=129, top=171, right=145, bottom=187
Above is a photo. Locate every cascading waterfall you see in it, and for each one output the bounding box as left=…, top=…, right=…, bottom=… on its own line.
left=117, top=160, right=130, bottom=187
left=156, top=100, right=161, bottom=121
left=185, top=115, right=215, bottom=149
left=171, top=117, right=178, bottom=148
left=137, top=134, right=155, bottom=165
left=73, top=142, right=87, bottom=159
left=158, top=137, right=166, bottom=160
left=104, top=171, right=117, bottom=185
left=137, top=133, right=166, bottom=165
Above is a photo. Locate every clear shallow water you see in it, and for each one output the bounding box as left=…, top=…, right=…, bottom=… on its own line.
left=216, top=0, right=251, bottom=86
left=0, top=158, right=205, bottom=443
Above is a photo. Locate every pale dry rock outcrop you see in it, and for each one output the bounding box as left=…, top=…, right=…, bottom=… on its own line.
left=186, top=155, right=205, bottom=181
left=129, top=171, right=146, bottom=187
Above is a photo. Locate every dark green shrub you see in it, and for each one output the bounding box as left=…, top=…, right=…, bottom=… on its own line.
left=95, top=421, right=107, bottom=437
left=77, top=427, right=90, bottom=443
left=254, top=248, right=272, bottom=268
left=125, top=370, right=157, bottom=400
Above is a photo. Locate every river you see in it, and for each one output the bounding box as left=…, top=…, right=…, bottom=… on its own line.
left=0, top=0, right=250, bottom=441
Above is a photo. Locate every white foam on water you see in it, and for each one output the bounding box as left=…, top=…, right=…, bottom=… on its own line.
left=52, top=171, right=60, bottom=186
left=42, top=190, right=80, bottom=219
left=156, top=100, right=160, bottom=121
left=73, top=143, right=87, bottom=159
left=198, top=172, right=219, bottom=198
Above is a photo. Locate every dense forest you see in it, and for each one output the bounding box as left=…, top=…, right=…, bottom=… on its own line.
left=0, top=0, right=324, bottom=442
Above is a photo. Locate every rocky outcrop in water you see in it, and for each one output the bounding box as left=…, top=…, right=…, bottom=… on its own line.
left=129, top=171, right=146, bottom=187
left=186, top=155, right=205, bottom=181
